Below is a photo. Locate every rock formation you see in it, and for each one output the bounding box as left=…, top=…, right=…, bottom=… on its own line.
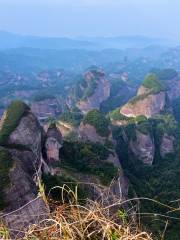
left=120, top=73, right=167, bottom=118
left=0, top=101, right=48, bottom=238
left=130, top=130, right=155, bottom=165
left=44, top=123, right=63, bottom=174
left=160, top=134, right=174, bottom=158
left=69, top=69, right=110, bottom=114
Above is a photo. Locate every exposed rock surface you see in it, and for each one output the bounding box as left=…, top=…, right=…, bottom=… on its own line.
left=120, top=91, right=166, bottom=118
left=78, top=123, right=106, bottom=144
left=44, top=123, right=63, bottom=174
left=160, top=134, right=174, bottom=158
left=130, top=130, right=155, bottom=165
left=0, top=103, right=48, bottom=237
left=77, top=120, right=128, bottom=199
left=8, top=111, right=42, bottom=161
left=167, top=76, right=180, bottom=101
left=2, top=197, right=48, bottom=239
left=76, top=70, right=110, bottom=113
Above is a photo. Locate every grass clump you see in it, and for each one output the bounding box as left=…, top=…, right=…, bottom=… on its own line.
left=0, top=148, right=13, bottom=210
left=24, top=185, right=153, bottom=240
left=0, top=101, right=30, bottom=145
left=83, top=110, right=110, bottom=137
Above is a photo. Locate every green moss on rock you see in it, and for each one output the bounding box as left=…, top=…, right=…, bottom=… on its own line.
left=142, top=73, right=165, bottom=93
left=0, top=101, right=30, bottom=146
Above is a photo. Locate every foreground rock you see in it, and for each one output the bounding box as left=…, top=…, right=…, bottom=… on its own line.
left=0, top=101, right=48, bottom=238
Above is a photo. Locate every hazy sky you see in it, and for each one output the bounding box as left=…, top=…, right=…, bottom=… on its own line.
left=0, top=0, right=179, bottom=39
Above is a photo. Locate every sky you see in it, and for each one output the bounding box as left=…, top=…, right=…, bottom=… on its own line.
left=0, top=0, right=179, bottom=39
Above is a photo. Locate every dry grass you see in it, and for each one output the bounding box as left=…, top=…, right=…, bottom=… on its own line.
left=22, top=185, right=153, bottom=240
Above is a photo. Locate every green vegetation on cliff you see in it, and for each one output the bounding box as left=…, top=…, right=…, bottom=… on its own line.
left=142, top=73, right=165, bottom=93
left=109, top=108, right=148, bottom=126
left=73, top=71, right=102, bottom=101
left=83, top=110, right=110, bottom=137
left=113, top=114, right=180, bottom=239
left=0, top=148, right=13, bottom=210
left=0, top=101, right=30, bottom=145
left=59, top=109, right=83, bottom=127
left=60, top=141, right=118, bottom=185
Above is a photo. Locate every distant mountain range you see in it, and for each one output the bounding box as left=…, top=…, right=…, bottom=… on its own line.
left=0, top=31, right=178, bottom=50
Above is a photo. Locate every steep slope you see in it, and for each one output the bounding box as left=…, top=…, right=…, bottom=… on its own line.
left=109, top=74, right=180, bottom=238
left=0, top=101, right=48, bottom=237
left=68, top=68, right=110, bottom=114
left=120, top=73, right=166, bottom=118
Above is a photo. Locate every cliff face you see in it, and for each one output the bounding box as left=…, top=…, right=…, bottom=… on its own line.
left=44, top=123, right=63, bottom=175
left=166, top=75, right=180, bottom=101
left=77, top=78, right=110, bottom=113
left=8, top=111, right=42, bottom=160
left=120, top=74, right=167, bottom=118
left=130, top=130, right=155, bottom=165
left=79, top=123, right=106, bottom=144
left=74, top=70, right=110, bottom=114
left=0, top=102, right=48, bottom=237
left=160, top=134, right=174, bottom=158
left=77, top=112, right=128, bottom=200
left=120, top=89, right=166, bottom=118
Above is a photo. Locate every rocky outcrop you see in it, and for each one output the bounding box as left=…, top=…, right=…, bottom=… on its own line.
left=78, top=123, right=106, bottom=144
left=8, top=111, right=42, bottom=161
left=130, top=130, right=155, bottom=165
left=44, top=123, right=63, bottom=174
left=76, top=70, right=110, bottom=113
left=120, top=73, right=167, bottom=118
left=160, top=134, right=174, bottom=158
left=77, top=119, right=128, bottom=200
left=0, top=102, right=48, bottom=237
left=120, top=91, right=166, bottom=118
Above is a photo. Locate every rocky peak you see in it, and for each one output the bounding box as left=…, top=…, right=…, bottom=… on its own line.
left=120, top=73, right=167, bottom=118
left=70, top=68, right=110, bottom=114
